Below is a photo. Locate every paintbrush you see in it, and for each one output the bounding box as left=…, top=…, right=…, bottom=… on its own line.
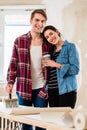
left=2, top=93, right=18, bottom=108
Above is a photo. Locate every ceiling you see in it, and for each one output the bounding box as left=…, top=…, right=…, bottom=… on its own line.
left=0, top=0, right=43, bottom=5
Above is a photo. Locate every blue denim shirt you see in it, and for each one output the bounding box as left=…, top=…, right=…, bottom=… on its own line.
left=54, top=40, right=80, bottom=95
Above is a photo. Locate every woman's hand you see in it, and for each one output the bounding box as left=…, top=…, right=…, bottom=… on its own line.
left=44, top=59, right=62, bottom=69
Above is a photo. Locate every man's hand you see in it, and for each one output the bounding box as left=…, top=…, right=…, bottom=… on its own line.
left=5, top=84, right=13, bottom=94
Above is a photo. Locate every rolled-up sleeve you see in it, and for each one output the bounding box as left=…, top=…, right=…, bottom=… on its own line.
left=59, top=44, right=80, bottom=77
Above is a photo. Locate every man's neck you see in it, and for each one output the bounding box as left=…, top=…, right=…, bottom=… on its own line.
left=31, top=30, right=41, bottom=40
left=31, top=31, right=42, bottom=46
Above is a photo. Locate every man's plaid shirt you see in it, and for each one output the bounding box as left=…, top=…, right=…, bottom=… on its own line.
left=7, top=32, right=51, bottom=100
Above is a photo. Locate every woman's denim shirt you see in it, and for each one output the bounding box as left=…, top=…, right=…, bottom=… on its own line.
left=54, top=40, right=80, bottom=95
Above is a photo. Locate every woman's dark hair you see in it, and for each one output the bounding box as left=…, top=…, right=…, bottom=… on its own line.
left=42, top=25, right=57, bottom=55
left=42, top=25, right=61, bottom=38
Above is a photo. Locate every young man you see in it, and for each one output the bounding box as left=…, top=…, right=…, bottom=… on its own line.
left=5, top=9, right=51, bottom=130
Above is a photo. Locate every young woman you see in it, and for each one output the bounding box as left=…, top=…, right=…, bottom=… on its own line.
left=42, top=25, right=80, bottom=108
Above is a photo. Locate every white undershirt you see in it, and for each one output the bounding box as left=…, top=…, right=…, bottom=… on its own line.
left=30, top=45, right=45, bottom=89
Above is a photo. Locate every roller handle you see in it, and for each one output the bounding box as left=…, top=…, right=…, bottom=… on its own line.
left=9, top=94, right=12, bottom=99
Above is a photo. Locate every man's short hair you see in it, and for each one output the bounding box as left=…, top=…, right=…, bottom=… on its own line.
left=31, top=9, right=47, bottom=21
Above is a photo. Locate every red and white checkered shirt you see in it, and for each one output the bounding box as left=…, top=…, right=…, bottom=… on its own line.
left=7, top=31, right=51, bottom=100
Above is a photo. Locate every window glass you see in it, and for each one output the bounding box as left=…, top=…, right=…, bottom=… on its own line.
left=4, top=14, right=31, bottom=80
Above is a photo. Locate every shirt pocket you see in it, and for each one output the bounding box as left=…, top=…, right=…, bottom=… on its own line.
left=57, top=54, right=69, bottom=64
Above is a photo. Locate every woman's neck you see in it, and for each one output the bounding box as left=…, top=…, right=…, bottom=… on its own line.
left=56, top=40, right=64, bottom=52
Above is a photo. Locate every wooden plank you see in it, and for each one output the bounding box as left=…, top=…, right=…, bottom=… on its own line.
left=0, top=112, right=77, bottom=130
